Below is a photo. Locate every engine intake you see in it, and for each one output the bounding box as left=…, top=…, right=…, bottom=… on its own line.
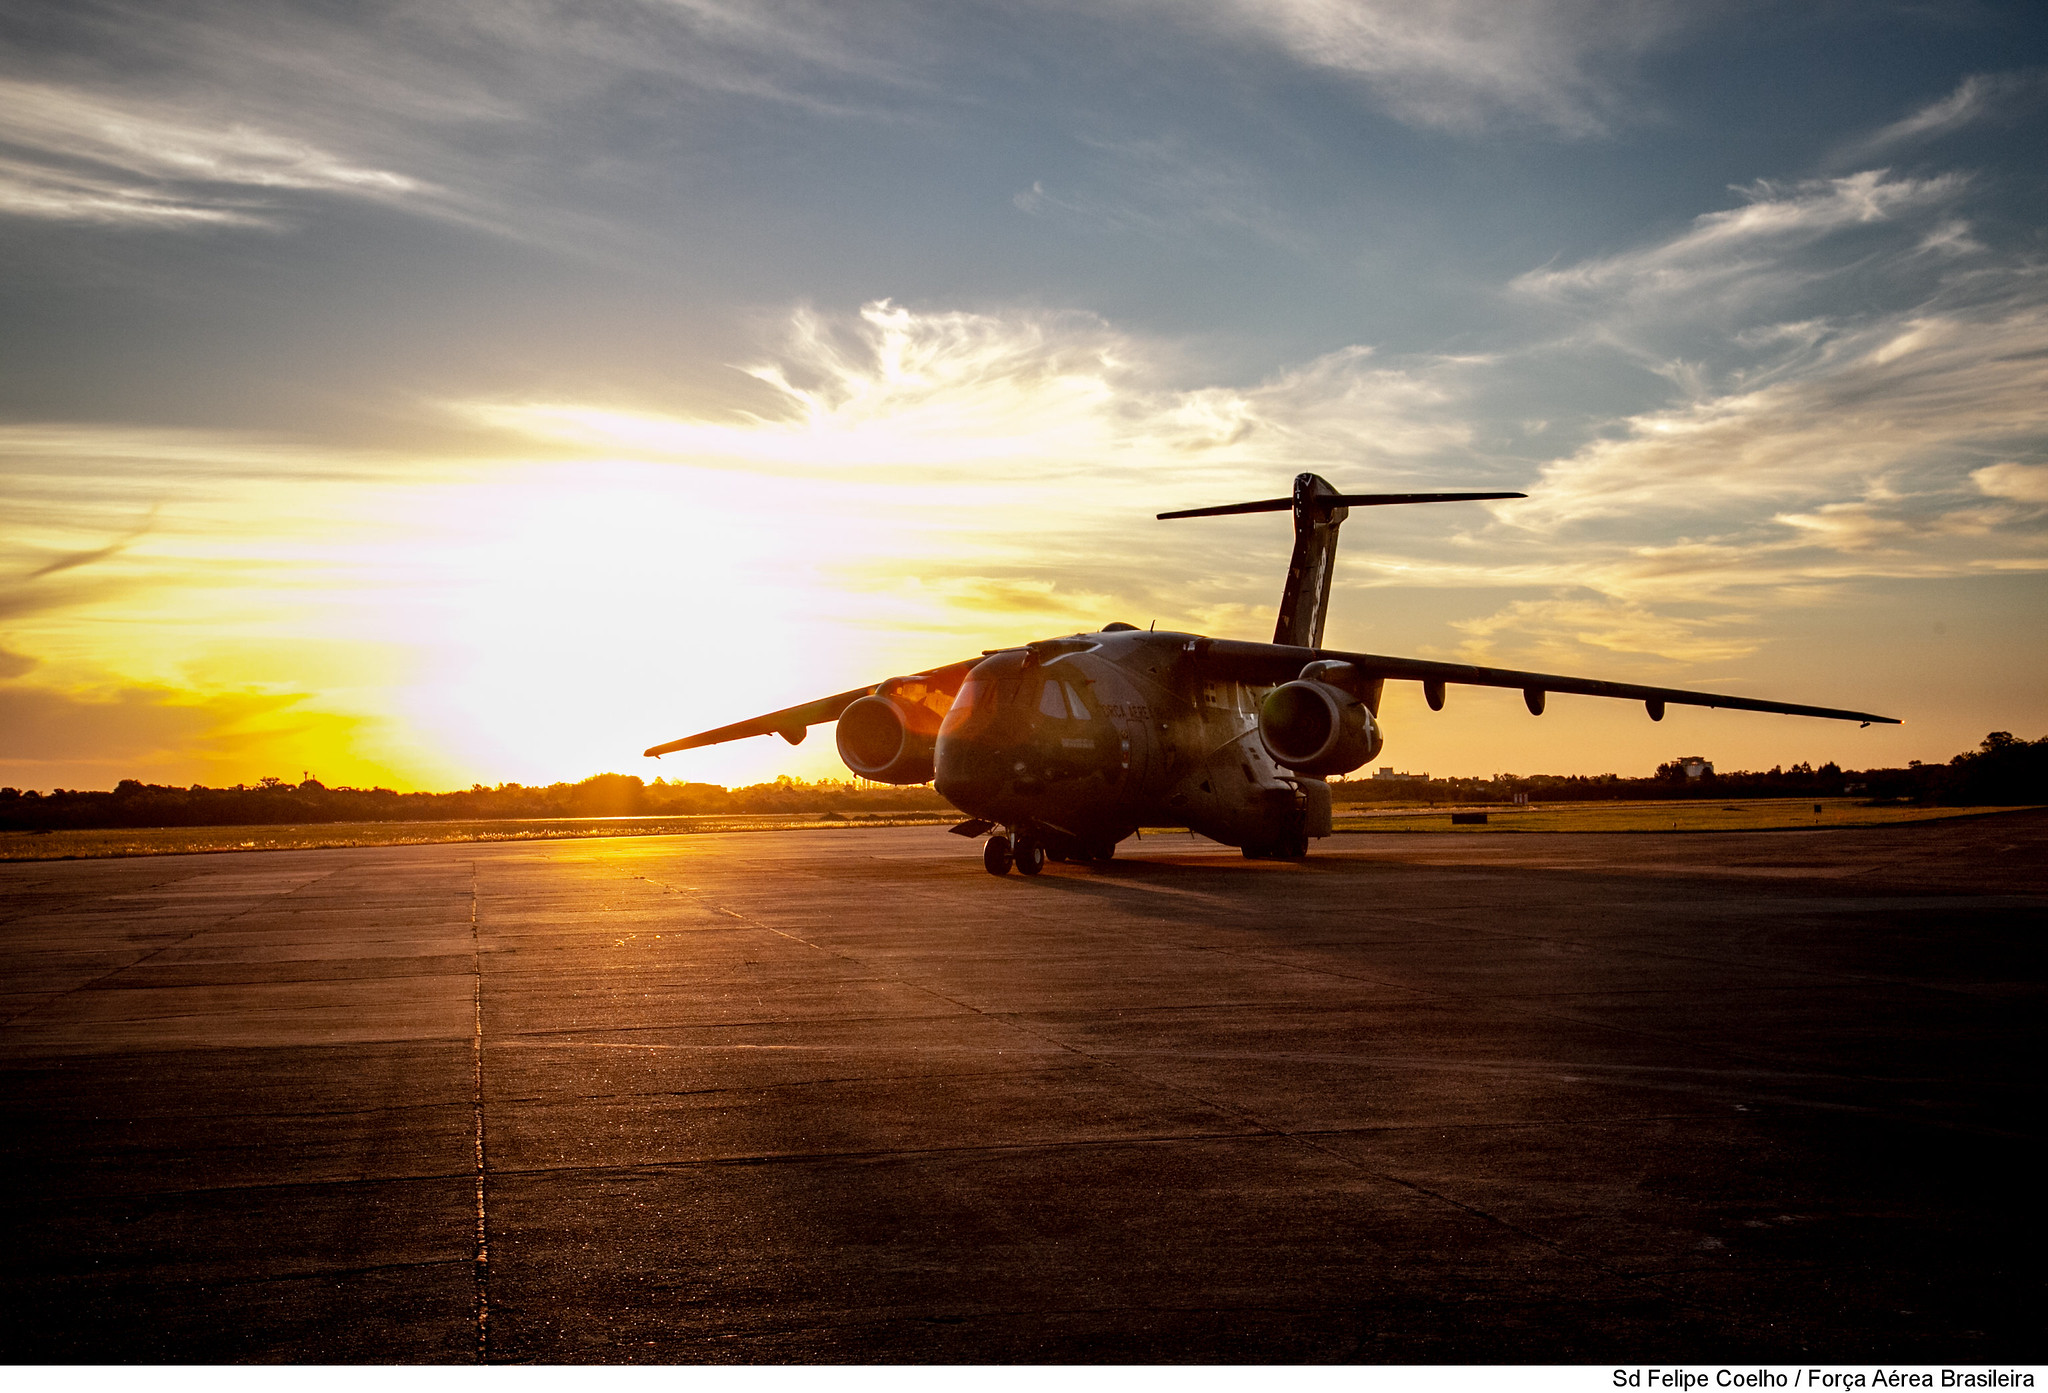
left=836, top=694, right=940, bottom=784
left=1259, top=679, right=1383, bottom=777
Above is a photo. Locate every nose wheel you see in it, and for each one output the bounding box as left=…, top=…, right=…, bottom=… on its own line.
left=982, top=830, right=1048, bottom=876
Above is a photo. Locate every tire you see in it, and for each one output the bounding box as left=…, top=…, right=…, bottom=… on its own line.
left=983, top=835, right=1013, bottom=876
left=1014, top=838, right=1046, bottom=876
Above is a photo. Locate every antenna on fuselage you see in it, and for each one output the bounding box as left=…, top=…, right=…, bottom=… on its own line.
left=1157, top=474, right=1524, bottom=649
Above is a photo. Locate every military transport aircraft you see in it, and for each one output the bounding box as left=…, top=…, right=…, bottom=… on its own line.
left=647, top=474, right=1898, bottom=875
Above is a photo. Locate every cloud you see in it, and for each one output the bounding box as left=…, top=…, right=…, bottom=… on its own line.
left=0, top=675, right=388, bottom=790
left=1503, top=290, right=2048, bottom=529
left=1479, top=158, right=2048, bottom=621
left=1844, top=70, right=2048, bottom=159
left=1973, top=462, right=2048, bottom=504
left=454, top=270, right=2046, bottom=647
left=23, top=505, right=157, bottom=580
left=460, top=298, right=1485, bottom=483
left=1168, top=0, right=1698, bottom=135
left=0, top=78, right=427, bottom=227
left=0, top=2, right=944, bottom=246
left=0, top=680, right=286, bottom=762
left=1511, top=171, right=1965, bottom=306
left=1450, top=596, right=1760, bottom=665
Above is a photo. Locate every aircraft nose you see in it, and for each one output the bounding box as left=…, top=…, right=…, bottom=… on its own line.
left=934, top=734, right=1003, bottom=806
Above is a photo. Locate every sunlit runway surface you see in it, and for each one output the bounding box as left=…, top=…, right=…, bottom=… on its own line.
left=2, top=816, right=2042, bottom=1362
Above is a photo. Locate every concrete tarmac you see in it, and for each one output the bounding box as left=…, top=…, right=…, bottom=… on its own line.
left=2, top=814, right=2042, bottom=1363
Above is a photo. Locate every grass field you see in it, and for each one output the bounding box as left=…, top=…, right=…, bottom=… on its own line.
left=1329, top=797, right=2033, bottom=834
left=0, top=797, right=2031, bottom=861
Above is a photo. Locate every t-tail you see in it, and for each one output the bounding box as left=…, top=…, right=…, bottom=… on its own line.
left=1158, top=474, right=1525, bottom=648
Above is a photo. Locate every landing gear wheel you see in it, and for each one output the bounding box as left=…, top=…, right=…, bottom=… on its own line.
left=1014, top=836, right=1047, bottom=876
left=983, top=835, right=1013, bottom=876
left=1084, top=840, right=1116, bottom=863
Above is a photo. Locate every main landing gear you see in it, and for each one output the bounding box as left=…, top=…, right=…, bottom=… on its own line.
left=982, top=830, right=1047, bottom=876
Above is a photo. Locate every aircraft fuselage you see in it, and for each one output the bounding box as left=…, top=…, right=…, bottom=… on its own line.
left=934, top=629, right=1314, bottom=858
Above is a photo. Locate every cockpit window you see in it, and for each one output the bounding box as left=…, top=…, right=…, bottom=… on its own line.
left=1037, top=679, right=1096, bottom=720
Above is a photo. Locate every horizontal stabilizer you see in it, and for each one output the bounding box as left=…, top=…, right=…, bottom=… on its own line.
left=1158, top=491, right=1523, bottom=520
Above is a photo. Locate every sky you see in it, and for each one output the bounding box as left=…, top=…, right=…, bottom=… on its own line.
left=2, top=0, right=2044, bottom=792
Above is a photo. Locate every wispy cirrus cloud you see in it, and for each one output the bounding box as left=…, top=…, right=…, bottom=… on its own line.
left=1495, top=154, right=2047, bottom=568
left=0, top=1, right=929, bottom=241
left=1165, top=0, right=1700, bottom=135
left=0, top=78, right=427, bottom=227
left=1511, top=170, right=1967, bottom=307
left=1502, top=295, right=2048, bottom=529
left=1839, top=69, right=2048, bottom=160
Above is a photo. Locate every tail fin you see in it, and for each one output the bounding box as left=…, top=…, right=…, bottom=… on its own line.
left=1158, top=476, right=1524, bottom=649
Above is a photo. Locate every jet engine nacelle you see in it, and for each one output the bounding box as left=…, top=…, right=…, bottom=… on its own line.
left=836, top=693, right=939, bottom=784
left=1259, top=677, right=1383, bottom=777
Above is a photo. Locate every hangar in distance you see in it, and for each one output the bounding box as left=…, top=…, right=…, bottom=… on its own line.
left=647, top=474, right=1898, bottom=875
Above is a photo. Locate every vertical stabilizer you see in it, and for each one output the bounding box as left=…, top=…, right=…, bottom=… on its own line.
left=1272, top=473, right=1348, bottom=648
left=1156, top=478, right=1524, bottom=648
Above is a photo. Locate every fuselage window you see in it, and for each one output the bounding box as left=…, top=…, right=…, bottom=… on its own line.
left=1063, top=683, right=1091, bottom=720
left=1038, top=680, right=1069, bottom=719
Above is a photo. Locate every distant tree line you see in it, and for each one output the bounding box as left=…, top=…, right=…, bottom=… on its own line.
left=1331, top=732, right=2047, bottom=807
left=1, top=733, right=2040, bottom=833
left=0, top=772, right=951, bottom=833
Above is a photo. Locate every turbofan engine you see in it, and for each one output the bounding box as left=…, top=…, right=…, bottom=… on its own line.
left=835, top=693, right=940, bottom=784
left=1258, top=670, right=1383, bottom=777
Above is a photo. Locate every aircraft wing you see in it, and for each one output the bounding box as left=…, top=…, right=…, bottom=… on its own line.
left=1195, top=638, right=1900, bottom=725
left=642, top=656, right=984, bottom=757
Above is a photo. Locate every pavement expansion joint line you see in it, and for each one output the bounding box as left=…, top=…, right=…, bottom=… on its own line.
left=470, top=859, right=489, bottom=1364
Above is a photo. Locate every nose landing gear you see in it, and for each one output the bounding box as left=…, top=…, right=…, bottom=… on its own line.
left=983, top=834, right=1013, bottom=876
left=983, top=829, right=1048, bottom=876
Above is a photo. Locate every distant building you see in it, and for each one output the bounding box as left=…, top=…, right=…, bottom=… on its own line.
left=1372, top=767, right=1429, bottom=781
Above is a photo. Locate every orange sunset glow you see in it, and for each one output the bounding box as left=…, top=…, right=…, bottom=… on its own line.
left=3, top=12, right=2044, bottom=795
